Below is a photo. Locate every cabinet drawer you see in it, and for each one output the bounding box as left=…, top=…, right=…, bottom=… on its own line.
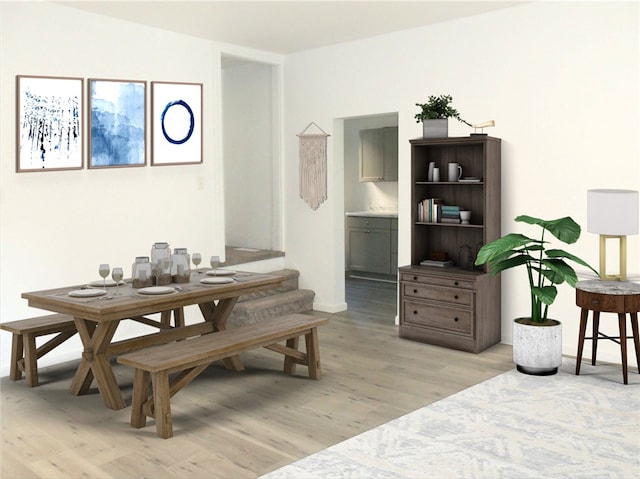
left=628, top=295, right=640, bottom=311
left=400, top=272, right=474, bottom=290
left=346, top=216, right=390, bottom=230
left=402, top=301, right=472, bottom=335
left=402, top=283, right=472, bottom=306
left=576, top=289, right=624, bottom=312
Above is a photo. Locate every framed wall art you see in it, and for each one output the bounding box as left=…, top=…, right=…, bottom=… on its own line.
left=88, top=78, right=146, bottom=168
left=151, top=81, right=203, bottom=166
left=16, top=75, right=84, bottom=172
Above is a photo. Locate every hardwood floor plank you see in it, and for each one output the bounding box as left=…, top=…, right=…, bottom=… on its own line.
left=1, top=277, right=513, bottom=478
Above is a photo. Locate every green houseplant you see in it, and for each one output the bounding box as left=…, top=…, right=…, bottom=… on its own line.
left=415, top=95, right=471, bottom=138
left=475, top=215, right=598, bottom=375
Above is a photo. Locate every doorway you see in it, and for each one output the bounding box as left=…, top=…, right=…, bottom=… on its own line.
left=342, top=113, right=399, bottom=302
left=221, top=54, right=282, bottom=252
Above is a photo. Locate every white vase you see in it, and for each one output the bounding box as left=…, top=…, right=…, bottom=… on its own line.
left=422, top=119, right=448, bottom=138
left=512, top=318, right=562, bottom=375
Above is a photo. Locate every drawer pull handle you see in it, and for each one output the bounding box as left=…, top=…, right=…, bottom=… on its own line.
left=413, top=276, right=418, bottom=281
left=413, top=310, right=418, bottom=315
left=592, top=300, right=599, bottom=304
left=454, top=295, right=459, bottom=299
left=454, top=281, right=459, bottom=286
left=454, top=317, right=459, bottom=322
left=413, top=289, right=418, bottom=294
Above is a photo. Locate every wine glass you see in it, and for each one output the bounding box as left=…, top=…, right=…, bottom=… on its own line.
left=98, top=264, right=110, bottom=289
left=152, top=261, right=162, bottom=286
left=192, top=253, right=202, bottom=273
left=112, top=267, right=123, bottom=295
left=210, top=255, right=220, bottom=276
left=161, top=258, right=171, bottom=283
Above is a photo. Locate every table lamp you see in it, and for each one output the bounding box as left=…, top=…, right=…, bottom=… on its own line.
left=587, top=189, right=639, bottom=281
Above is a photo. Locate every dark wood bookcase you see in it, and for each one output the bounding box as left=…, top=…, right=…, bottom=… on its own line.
left=399, top=136, right=502, bottom=353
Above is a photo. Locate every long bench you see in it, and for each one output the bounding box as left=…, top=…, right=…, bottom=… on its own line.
left=0, top=308, right=190, bottom=388
left=117, top=313, right=329, bottom=438
left=0, top=314, right=77, bottom=387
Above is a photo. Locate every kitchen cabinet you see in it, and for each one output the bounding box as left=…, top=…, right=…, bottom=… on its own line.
left=399, top=136, right=501, bottom=353
left=346, top=215, right=397, bottom=275
left=359, top=127, right=398, bottom=182
left=391, top=217, right=398, bottom=273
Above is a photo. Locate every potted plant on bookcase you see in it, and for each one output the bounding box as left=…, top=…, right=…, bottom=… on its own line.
left=475, top=215, right=598, bottom=375
left=414, top=95, right=471, bottom=138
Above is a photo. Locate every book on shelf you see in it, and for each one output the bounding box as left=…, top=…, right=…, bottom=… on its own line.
left=420, top=259, right=454, bottom=267
left=419, top=200, right=467, bottom=224
left=440, top=205, right=461, bottom=222
left=418, top=198, right=442, bottom=223
left=440, top=205, right=460, bottom=214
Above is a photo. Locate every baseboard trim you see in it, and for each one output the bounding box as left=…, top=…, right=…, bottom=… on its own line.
left=313, top=302, right=348, bottom=313
left=348, top=274, right=397, bottom=284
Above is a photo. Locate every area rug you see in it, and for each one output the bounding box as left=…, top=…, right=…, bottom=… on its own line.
left=260, top=360, right=639, bottom=479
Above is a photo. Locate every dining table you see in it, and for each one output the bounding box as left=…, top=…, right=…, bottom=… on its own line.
left=21, top=269, right=285, bottom=410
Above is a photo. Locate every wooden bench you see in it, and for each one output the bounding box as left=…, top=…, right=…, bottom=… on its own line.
left=117, top=313, right=329, bottom=438
left=1, top=314, right=77, bottom=387
left=0, top=309, right=184, bottom=388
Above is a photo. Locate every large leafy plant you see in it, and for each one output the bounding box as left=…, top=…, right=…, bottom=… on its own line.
left=414, top=94, right=471, bottom=126
left=475, top=215, right=598, bottom=323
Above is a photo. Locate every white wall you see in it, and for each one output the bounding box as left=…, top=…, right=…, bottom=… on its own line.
left=0, top=2, right=281, bottom=376
left=283, top=1, right=639, bottom=365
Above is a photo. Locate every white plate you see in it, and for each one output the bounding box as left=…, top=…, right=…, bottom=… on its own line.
left=205, top=269, right=236, bottom=276
left=138, top=286, right=176, bottom=295
left=201, top=277, right=234, bottom=285
left=89, top=279, right=125, bottom=287
left=458, top=177, right=482, bottom=183
left=69, top=289, right=107, bottom=298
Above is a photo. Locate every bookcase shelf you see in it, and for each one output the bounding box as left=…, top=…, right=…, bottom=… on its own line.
left=399, top=135, right=501, bottom=353
left=415, top=222, right=484, bottom=228
left=415, top=181, right=484, bottom=185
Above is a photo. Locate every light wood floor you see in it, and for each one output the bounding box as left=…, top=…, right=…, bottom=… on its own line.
left=1, top=277, right=513, bottom=479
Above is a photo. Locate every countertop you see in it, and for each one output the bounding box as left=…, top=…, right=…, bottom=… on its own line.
left=346, top=210, right=398, bottom=218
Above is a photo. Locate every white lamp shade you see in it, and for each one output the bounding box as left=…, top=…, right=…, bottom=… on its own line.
left=587, top=189, right=639, bottom=235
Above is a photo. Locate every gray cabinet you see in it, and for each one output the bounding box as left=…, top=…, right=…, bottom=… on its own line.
left=391, top=218, right=398, bottom=272
left=347, top=216, right=397, bottom=275
left=359, top=127, right=398, bottom=182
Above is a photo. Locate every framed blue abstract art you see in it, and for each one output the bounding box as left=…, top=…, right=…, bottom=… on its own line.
left=151, top=81, right=203, bottom=166
left=16, top=75, right=84, bottom=172
left=88, top=78, right=146, bottom=168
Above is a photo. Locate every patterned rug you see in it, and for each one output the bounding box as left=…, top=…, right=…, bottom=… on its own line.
left=260, top=359, right=639, bottom=479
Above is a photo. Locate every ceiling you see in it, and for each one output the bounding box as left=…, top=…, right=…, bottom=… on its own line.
left=59, top=1, right=526, bottom=55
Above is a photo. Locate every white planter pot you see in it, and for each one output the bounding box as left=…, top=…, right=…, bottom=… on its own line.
left=512, top=318, right=562, bottom=376
left=422, top=119, right=448, bottom=138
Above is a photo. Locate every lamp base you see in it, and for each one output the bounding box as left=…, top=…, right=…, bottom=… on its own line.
left=599, top=235, right=627, bottom=281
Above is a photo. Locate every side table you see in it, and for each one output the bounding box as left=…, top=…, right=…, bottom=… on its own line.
left=575, top=280, right=640, bottom=384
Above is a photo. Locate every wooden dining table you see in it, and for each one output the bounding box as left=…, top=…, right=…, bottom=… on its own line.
left=21, top=270, right=284, bottom=410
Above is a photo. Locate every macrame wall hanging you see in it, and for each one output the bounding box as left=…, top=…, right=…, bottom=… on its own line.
left=298, top=122, right=330, bottom=210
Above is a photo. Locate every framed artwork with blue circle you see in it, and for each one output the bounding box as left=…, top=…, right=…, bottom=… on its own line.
left=151, top=81, right=203, bottom=166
